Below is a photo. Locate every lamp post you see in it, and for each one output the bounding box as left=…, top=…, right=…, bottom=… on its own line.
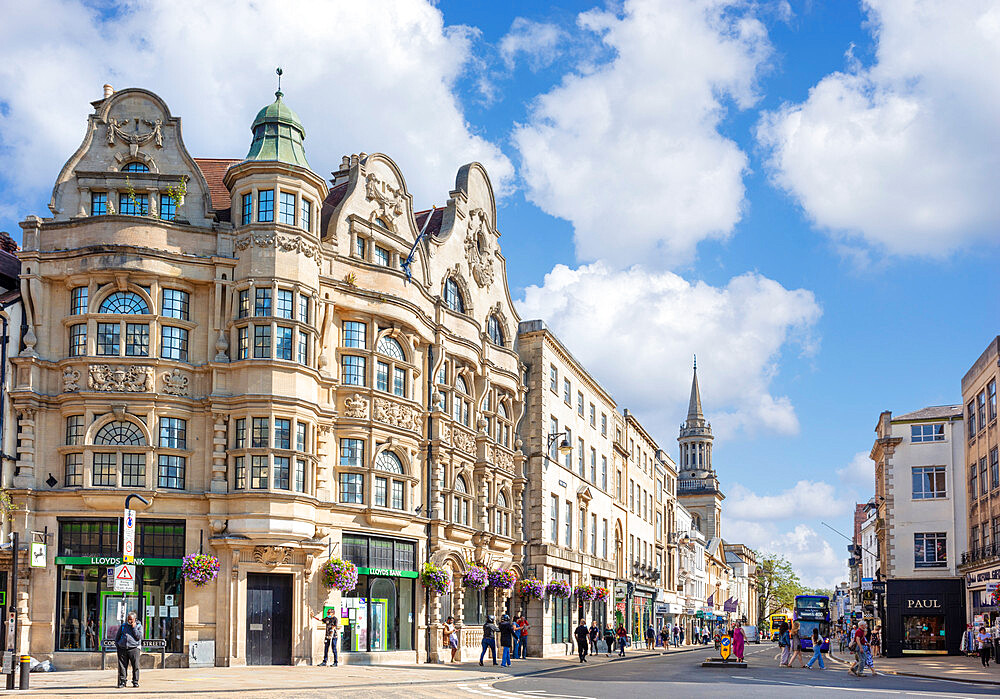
left=545, top=432, right=572, bottom=460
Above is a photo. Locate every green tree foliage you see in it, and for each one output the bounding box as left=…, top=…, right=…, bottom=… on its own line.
left=755, top=552, right=802, bottom=618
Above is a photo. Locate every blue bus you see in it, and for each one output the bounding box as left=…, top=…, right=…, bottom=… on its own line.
left=794, top=595, right=830, bottom=652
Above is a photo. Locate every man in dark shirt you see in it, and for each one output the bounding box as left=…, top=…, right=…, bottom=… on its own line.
left=498, top=614, right=515, bottom=667
left=480, top=616, right=499, bottom=666
left=115, top=612, right=142, bottom=688
left=574, top=619, right=590, bottom=662
left=313, top=608, right=339, bottom=666
left=589, top=621, right=600, bottom=654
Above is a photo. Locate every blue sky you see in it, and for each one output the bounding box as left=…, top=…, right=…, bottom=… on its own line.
left=1, top=0, right=997, bottom=586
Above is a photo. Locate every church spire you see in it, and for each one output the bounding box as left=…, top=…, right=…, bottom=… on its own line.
left=687, top=355, right=703, bottom=421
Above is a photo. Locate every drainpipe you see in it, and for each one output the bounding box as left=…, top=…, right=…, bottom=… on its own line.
left=424, top=343, right=434, bottom=662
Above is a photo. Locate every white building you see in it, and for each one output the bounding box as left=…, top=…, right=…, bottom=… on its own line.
left=871, top=405, right=967, bottom=656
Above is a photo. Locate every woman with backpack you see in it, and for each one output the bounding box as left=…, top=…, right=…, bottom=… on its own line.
left=777, top=621, right=791, bottom=667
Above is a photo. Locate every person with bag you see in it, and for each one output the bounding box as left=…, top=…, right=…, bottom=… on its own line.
left=114, top=612, right=142, bottom=688
left=977, top=626, right=992, bottom=668
left=777, top=621, right=791, bottom=667
left=848, top=620, right=870, bottom=677
left=615, top=623, right=628, bottom=657
left=788, top=620, right=806, bottom=668
left=441, top=615, right=459, bottom=663
left=603, top=623, right=616, bottom=657
left=805, top=628, right=825, bottom=669
left=479, top=616, right=499, bottom=666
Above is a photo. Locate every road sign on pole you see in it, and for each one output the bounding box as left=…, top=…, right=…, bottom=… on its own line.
left=114, top=564, right=135, bottom=593
left=123, top=509, right=136, bottom=564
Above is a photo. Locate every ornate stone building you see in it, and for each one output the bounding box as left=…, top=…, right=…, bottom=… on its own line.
left=7, top=84, right=524, bottom=667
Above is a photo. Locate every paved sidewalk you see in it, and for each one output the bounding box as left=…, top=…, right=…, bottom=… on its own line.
left=828, top=648, right=1000, bottom=685
left=12, top=645, right=703, bottom=697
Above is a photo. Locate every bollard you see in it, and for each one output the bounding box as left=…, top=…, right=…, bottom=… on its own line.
left=18, top=655, right=29, bottom=690
left=6, top=666, right=13, bottom=690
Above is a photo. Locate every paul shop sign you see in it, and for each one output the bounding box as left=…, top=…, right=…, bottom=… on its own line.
left=905, top=598, right=943, bottom=611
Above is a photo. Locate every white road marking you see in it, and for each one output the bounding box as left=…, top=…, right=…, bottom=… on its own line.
left=731, top=675, right=987, bottom=697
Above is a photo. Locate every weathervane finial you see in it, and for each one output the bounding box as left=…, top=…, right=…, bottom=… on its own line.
left=275, top=67, right=283, bottom=99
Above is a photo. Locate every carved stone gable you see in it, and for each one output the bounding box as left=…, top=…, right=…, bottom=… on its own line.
left=365, top=173, right=404, bottom=229
left=253, top=546, right=291, bottom=566
left=464, top=208, right=495, bottom=288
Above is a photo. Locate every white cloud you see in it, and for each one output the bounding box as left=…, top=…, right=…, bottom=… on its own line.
left=837, top=451, right=874, bottom=495
left=0, top=0, right=514, bottom=225
left=513, top=0, right=771, bottom=268
left=727, top=481, right=852, bottom=522
left=757, top=0, right=1000, bottom=256
left=499, top=18, right=566, bottom=71
left=517, top=263, right=821, bottom=438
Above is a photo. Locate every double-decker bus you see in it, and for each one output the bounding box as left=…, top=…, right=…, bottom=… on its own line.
left=794, top=595, right=831, bottom=652
left=768, top=613, right=788, bottom=640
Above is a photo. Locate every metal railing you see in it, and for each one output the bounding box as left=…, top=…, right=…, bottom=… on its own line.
left=961, top=543, right=1000, bottom=566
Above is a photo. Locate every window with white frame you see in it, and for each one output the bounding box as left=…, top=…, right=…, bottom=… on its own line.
left=911, top=424, right=945, bottom=442
left=912, top=466, right=946, bottom=499
left=914, top=532, right=947, bottom=568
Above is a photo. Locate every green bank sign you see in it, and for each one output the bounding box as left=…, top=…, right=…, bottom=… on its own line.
left=357, top=567, right=418, bottom=579
left=56, top=556, right=183, bottom=567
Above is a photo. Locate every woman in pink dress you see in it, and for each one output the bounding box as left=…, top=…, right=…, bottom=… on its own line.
left=732, top=622, right=745, bottom=662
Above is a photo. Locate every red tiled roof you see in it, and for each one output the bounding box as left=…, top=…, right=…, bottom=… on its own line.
left=194, top=158, right=240, bottom=214
left=414, top=208, right=444, bottom=237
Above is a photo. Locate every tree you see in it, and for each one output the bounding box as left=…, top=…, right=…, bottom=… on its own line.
left=755, top=552, right=802, bottom=620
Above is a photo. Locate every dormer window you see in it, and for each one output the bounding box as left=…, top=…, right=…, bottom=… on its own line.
left=487, top=314, right=505, bottom=347
left=90, top=192, right=107, bottom=216
left=444, top=278, right=465, bottom=314
left=122, top=162, right=149, bottom=173
left=119, top=192, right=149, bottom=216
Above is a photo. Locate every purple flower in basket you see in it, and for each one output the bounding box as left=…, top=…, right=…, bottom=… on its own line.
left=573, top=584, right=596, bottom=601
left=320, top=558, right=359, bottom=592
left=594, top=587, right=611, bottom=602
left=488, top=568, right=517, bottom=590
left=517, top=578, right=544, bottom=600
left=545, top=579, right=572, bottom=599
left=462, top=565, right=488, bottom=591
left=421, top=562, right=452, bottom=595
left=181, top=554, right=220, bottom=587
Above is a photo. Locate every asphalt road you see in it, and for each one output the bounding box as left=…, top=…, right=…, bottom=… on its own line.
left=474, top=644, right=1000, bottom=699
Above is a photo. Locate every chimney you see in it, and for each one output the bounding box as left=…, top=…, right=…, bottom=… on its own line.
left=103, top=84, right=114, bottom=99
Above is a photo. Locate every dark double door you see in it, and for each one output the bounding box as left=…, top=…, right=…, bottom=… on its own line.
left=247, top=573, right=292, bottom=665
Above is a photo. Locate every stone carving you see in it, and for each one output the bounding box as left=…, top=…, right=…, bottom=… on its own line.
left=373, top=397, right=421, bottom=432
left=439, top=423, right=451, bottom=444
left=63, top=367, right=81, bottom=393
left=88, top=365, right=153, bottom=392
left=234, top=232, right=322, bottom=267
left=344, top=393, right=369, bottom=419
left=464, top=208, right=495, bottom=288
left=253, top=546, right=291, bottom=566
left=105, top=117, right=163, bottom=155
left=453, top=429, right=475, bottom=455
left=493, top=446, right=515, bottom=473
left=365, top=173, right=404, bottom=227
left=162, top=368, right=189, bottom=396
left=231, top=550, right=241, bottom=580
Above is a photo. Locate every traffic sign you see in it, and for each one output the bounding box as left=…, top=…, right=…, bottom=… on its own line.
left=720, top=635, right=732, bottom=661
left=123, top=508, right=136, bottom=564
left=114, top=563, right=135, bottom=592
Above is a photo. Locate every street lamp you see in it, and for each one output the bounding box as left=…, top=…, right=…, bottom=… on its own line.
left=546, top=431, right=572, bottom=457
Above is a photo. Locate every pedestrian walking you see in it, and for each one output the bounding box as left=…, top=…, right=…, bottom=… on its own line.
left=977, top=626, right=992, bottom=668
left=498, top=614, right=515, bottom=667
left=732, top=621, right=745, bottom=662
left=848, top=620, right=870, bottom=677
left=777, top=621, right=791, bottom=667
left=512, top=618, right=521, bottom=661
left=479, top=616, right=499, bottom=666
left=870, top=624, right=882, bottom=658
left=645, top=624, right=655, bottom=650
left=114, top=612, right=142, bottom=688
left=313, top=608, right=340, bottom=666
left=588, top=621, right=600, bottom=655
left=517, top=615, right=530, bottom=658
left=788, top=620, right=806, bottom=668
left=615, top=624, right=628, bottom=657
left=805, top=628, right=824, bottom=669
left=672, top=625, right=679, bottom=647
left=603, top=623, right=615, bottom=657
left=574, top=619, right=590, bottom=663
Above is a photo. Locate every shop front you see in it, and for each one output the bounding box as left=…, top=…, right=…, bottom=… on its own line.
left=613, top=580, right=630, bottom=632
left=54, top=519, right=186, bottom=656
left=884, top=578, right=964, bottom=656
left=632, top=585, right=654, bottom=644
left=965, top=563, right=1000, bottom=628
left=338, top=533, right=417, bottom=655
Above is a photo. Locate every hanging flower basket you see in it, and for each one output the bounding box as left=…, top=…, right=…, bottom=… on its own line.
left=320, top=558, right=359, bottom=592
left=420, top=562, right=452, bottom=595
left=488, top=568, right=517, bottom=590
left=181, top=554, right=220, bottom=587
left=545, top=579, right=572, bottom=599
left=462, top=565, right=488, bottom=591
left=594, top=586, right=611, bottom=602
left=516, top=578, right=544, bottom=600
left=574, top=584, right=597, bottom=601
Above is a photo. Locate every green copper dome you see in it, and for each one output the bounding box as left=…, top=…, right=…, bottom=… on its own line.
left=245, top=91, right=310, bottom=167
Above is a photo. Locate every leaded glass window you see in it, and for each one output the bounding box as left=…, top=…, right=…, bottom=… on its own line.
left=100, top=291, right=149, bottom=315
left=93, top=421, right=145, bottom=446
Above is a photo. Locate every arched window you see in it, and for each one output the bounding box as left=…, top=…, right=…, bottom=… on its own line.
left=99, top=291, right=149, bottom=315
left=373, top=450, right=406, bottom=509
left=495, top=490, right=510, bottom=536
left=453, top=375, right=471, bottom=427
left=374, top=450, right=403, bottom=473
left=495, top=401, right=511, bottom=447
left=444, top=278, right=465, bottom=313
left=376, top=336, right=405, bottom=360
left=453, top=475, right=471, bottom=526
left=122, top=162, right=149, bottom=173
left=92, top=420, right=147, bottom=489
left=487, top=315, right=505, bottom=347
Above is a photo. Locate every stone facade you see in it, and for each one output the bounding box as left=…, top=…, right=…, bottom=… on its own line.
left=5, top=86, right=525, bottom=668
